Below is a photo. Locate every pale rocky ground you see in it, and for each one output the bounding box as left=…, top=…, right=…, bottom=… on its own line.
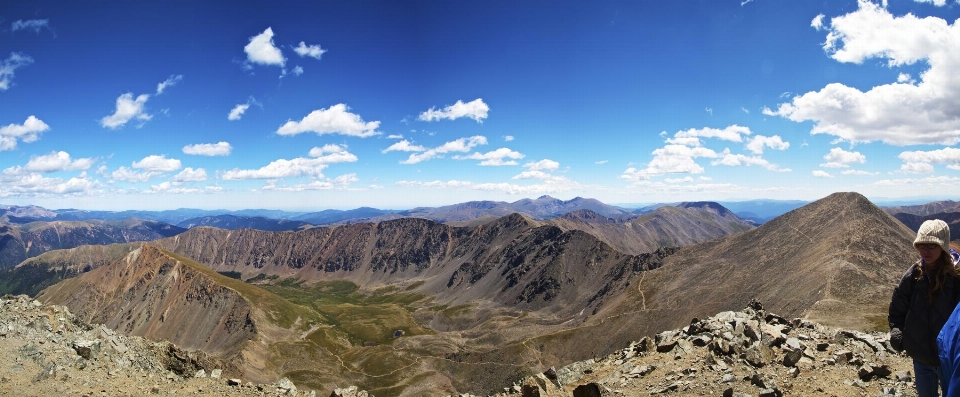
left=0, top=294, right=923, bottom=397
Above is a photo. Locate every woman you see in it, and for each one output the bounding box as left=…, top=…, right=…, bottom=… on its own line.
left=890, top=219, right=960, bottom=397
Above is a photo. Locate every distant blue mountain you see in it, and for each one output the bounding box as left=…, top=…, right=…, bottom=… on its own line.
left=717, top=199, right=809, bottom=224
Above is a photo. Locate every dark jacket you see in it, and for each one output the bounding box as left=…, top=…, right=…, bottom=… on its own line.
left=889, top=261, right=960, bottom=367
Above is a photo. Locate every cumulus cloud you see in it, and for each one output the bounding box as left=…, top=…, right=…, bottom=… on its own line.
left=454, top=147, right=524, bottom=166
left=0, top=52, right=34, bottom=91
left=524, top=159, right=560, bottom=171
left=109, top=166, right=158, bottom=183
left=745, top=135, right=789, bottom=154
left=183, top=142, right=232, bottom=156
left=171, top=167, right=207, bottom=182
left=101, top=93, right=151, bottom=129
left=620, top=144, right=719, bottom=181
left=387, top=134, right=404, bottom=139
left=399, top=136, right=487, bottom=164
left=674, top=125, right=752, bottom=142
left=898, top=147, right=960, bottom=172
left=914, top=0, right=950, bottom=6
left=812, top=170, right=833, bottom=178
left=228, top=103, right=250, bottom=121
left=0, top=173, right=98, bottom=197
left=133, top=155, right=181, bottom=172
left=244, top=27, right=285, bottom=67
left=262, top=173, right=359, bottom=192
left=0, top=115, right=49, bottom=150
left=820, top=147, right=866, bottom=168
left=505, top=135, right=515, bottom=142
left=156, top=74, right=183, bottom=95
left=11, top=19, right=50, bottom=33
left=292, top=66, right=304, bottom=76
left=811, top=14, right=826, bottom=31
left=294, top=41, right=327, bottom=59
left=221, top=147, right=357, bottom=180
left=418, top=99, right=489, bottom=123
left=382, top=140, right=426, bottom=153
left=711, top=149, right=790, bottom=171
left=766, top=1, right=960, bottom=145
left=25, top=151, right=94, bottom=172
left=277, top=104, right=380, bottom=137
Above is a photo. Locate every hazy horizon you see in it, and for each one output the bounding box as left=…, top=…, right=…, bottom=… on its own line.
left=4, top=1, right=960, bottom=211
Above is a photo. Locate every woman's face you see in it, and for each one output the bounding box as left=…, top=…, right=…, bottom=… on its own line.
left=917, top=243, right=943, bottom=264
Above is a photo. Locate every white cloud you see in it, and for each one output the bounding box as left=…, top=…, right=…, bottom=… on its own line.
left=418, top=98, right=489, bottom=123
left=172, top=167, right=207, bottom=182
left=156, top=74, right=183, bottom=95
left=262, top=173, right=359, bottom=192
left=183, top=142, right=232, bottom=156
left=900, top=162, right=936, bottom=173
left=811, top=14, right=826, bottom=31
left=812, top=170, right=833, bottom=178
left=0, top=52, right=34, bottom=91
left=897, top=73, right=916, bottom=84
left=665, top=136, right=702, bottom=147
left=505, top=135, right=515, bottom=142
left=705, top=107, right=713, bottom=116
left=745, top=135, right=789, bottom=154
left=454, top=147, right=524, bottom=166
left=820, top=147, right=866, bottom=168
left=711, top=149, right=790, bottom=171
left=897, top=147, right=960, bottom=173
left=620, top=144, right=718, bottom=181
left=767, top=1, right=960, bottom=145
left=524, top=159, right=560, bottom=171
left=841, top=169, right=879, bottom=176
left=382, top=140, right=426, bottom=153
left=665, top=176, right=694, bottom=183
left=387, top=134, right=404, bottom=139
left=0, top=173, right=98, bottom=197
left=399, top=136, right=487, bottom=164
left=0, top=115, right=49, bottom=150
left=11, top=19, right=49, bottom=33
left=244, top=27, right=285, bottom=67
left=133, top=155, right=181, bottom=172
left=109, top=166, right=158, bottom=183
left=674, top=125, right=752, bottom=142
left=222, top=148, right=357, bottom=180
left=875, top=175, right=960, bottom=187
left=277, top=104, right=381, bottom=137
left=914, top=0, right=950, bottom=6
left=228, top=103, right=250, bottom=121
left=294, top=41, right=327, bottom=60
left=292, top=66, right=304, bottom=76
left=741, top=107, right=750, bottom=114
left=25, top=151, right=94, bottom=172
left=101, top=93, right=151, bottom=129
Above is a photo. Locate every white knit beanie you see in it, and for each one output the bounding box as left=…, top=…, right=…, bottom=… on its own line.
left=914, top=219, right=951, bottom=255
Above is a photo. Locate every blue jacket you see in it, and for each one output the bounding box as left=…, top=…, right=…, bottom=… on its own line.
left=936, top=248, right=960, bottom=396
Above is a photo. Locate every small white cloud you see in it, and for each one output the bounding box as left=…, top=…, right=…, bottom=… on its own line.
left=665, top=137, right=702, bottom=147
left=172, top=167, right=207, bottom=182
left=133, top=155, right=181, bottom=172
left=418, top=98, right=489, bottom=123
left=110, top=166, right=158, bottom=183
left=0, top=52, right=34, bottom=91
left=524, top=159, right=560, bottom=171
left=841, top=169, right=879, bottom=176
left=277, top=104, right=381, bottom=137
left=294, top=41, right=327, bottom=60
left=228, top=103, right=250, bottom=121
left=25, top=151, right=94, bottom=172
left=292, top=66, right=304, bottom=76
left=900, top=162, right=935, bottom=173
left=897, top=73, right=915, bottom=84
left=244, top=27, right=285, bottom=67
left=11, top=19, right=50, bottom=33
left=914, top=0, right=949, bottom=6
left=745, top=135, right=790, bottom=155
left=812, top=170, right=833, bottom=178
left=711, top=149, right=789, bottom=172
left=699, top=176, right=713, bottom=181
left=454, top=147, right=524, bottom=166
left=820, top=147, right=866, bottom=168
left=0, top=116, right=49, bottom=150
left=101, top=93, right=151, bottom=129
left=811, top=14, right=826, bottom=31
left=183, top=142, right=232, bottom=156
left=898, top=147, right=960, bottom=171
left=387, top=134, right=404, bottom=139
left=705, top=107, right=713, bottom=116
left=504, top=135, right=515, bottom=142
left=399, top=136, right=487, bottom=164
left=382, top=140, right=426, bottom=153
left=675, top=125, right=752, bottom=142
left=741, top=107, right=750, bottom=114
left=156, top=74, right=183, bottom=95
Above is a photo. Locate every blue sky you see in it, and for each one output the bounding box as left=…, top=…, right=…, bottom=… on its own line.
left=2, top=0, right=960, bottom=211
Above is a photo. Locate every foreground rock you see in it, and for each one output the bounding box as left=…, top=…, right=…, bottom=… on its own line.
left=489, top=300, right=914, bottom=397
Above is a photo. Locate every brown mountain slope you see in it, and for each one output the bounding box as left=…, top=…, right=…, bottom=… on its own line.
left=508, top=191, right=917, bottom=368
left=883, top=199, right=960, bottom=217
left=892, top=211, right=960, bottom=244
left=0, top=219, right=185, bottom=269
left=547, top=204, right=753, bottom=255
left=36, top=244, right=322, bottom=383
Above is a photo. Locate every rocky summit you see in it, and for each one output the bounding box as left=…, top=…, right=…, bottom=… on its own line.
left=0, top=294, right=919, bottom=396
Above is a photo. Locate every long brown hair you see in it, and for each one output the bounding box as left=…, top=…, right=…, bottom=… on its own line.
left=918, top=242, right=960, bottom=302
